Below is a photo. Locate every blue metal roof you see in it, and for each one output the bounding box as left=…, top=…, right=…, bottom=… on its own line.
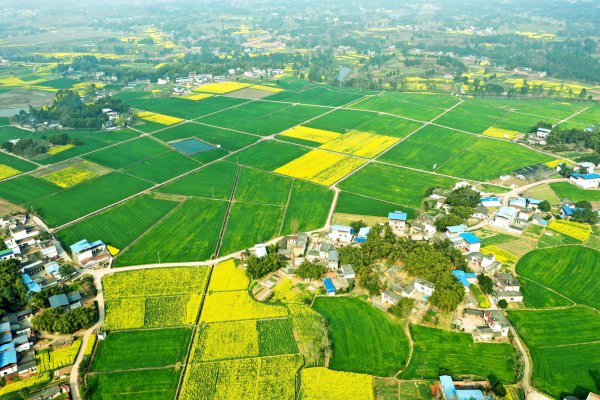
left=388, top=211, right=407, bottom=221
left=323, top=278, right=336, bottom=293
left=330, top=225, right=353, bottom=233
left=456, top=390, right=486, bottom=400
left=447, top=224, right=466, bottom=233
left=70, top=239, right=91, bottom=254
left=509, top=197, right=527, bottom=207
left=357, top=227, right=371, bottom=238
left=496, top=206, right=518, bottom=220
left=572, top=173, right=600, bottom=179
left=21, top=274, right=41, bottom=293
left=440, top=375, right=456, bottom=400
left=0, top=248, right=13, bottom=258
left=527, top=197, right=543, bottom=205
left=459, top=232, right=481, bottom=244
left=562, top=205, right=574, bottom=216
left=0, top=343, right=16, bottom=368
left=452, top=270, right=477, bottom=287
left=89, top=240, right=105, bottom=247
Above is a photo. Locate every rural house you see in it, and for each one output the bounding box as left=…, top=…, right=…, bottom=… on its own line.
left=388, top=211, right=407, bottom=236
left=381, top=290, right=402, bottom=305
left=494, top=273, right=523, bottom=303
left=354, top=227, right=371, bottom=243
left=414, top=278, right=435, bottom=298
left=328, top=225, right=354, bottom=242
left=70, top=239, right=111, bottom=268
left=570, top=173, right=600, bottom=189
left=455, top=232, right=482, bottom=253
left=338, top=264, right=355, bottom=280
left=445, top=225, right=466, bottom=237
left=483, top=310, right=510, bottom=336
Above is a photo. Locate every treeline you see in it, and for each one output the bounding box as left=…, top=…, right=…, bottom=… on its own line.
left=339, top=224, right=466, bottom=312
left=1, top=133, right=81, bottom=158
left=32, top=305, right=97, bottom=334
left=0, top=259, right=29, bottom=317
left=547, top=125, right=600, bottom=157
left=12, top=89, right=129, bottom=129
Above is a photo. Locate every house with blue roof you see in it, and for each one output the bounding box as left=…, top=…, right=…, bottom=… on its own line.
left=354, top=227, right=371, bottom=243
left=0, top=343, right=17, bottom=376
left=491, top=206, right=526, bottom=234
left=323, top=278, right=336, bottom=296
left=480, top=197, right=501, bottom=207
left=328, top=225, right=354, bottom=243
left=0, top=248, right=14, bottom=261
left=388, top=211, right=408, bottom=235
left=440, top=375, right=488, bottom=400
left=70, top=239, right=111, bottom=268
left=445, top=224, right=466, bottom=237
left=570, top=172, right=600, bottom=188
left=508, top=196, right=527, bottom=209
left=452, top=270, right=478, bottom=288
left=457, top=232, right=482, bottom=253
left=21, top=274, right=41, bottom=293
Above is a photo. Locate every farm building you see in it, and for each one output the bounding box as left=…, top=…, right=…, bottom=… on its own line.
left=473, top=204, right=489, bottom=219
left=323, top=278, right=336, bottom=296
left=328, top=225, right=354, bottom=242
left=452, top=270, right=477, bottom=287
left=483, top=310, right=510, bottom=336
left=388, top=211, right=407, bottom=235
left=70, top=239, right=112, bottom=268
left=338, top=264, right=355, bottom=280
left=440, top=375, right=486, bottom=400
left=445, top=224, right=466, bottom=237
left=480, top=197, right=501, bottom=208
left=328, top=249, right=340, bottom=270
left=0, top=343, right=17, bottom=377
left=381, top=290, right=402, bottom=305
left=536, top=128, right=551, bottom=138
left=49, top=291, right=82, bottom=310
left=414, top=278, right=435, bottom=298
left=468, top=252, right=501, bottom=274
left=455, top=232, right=482, bottom=253
left=570, top=173, right=600, bottom=189
left=494, top=273, right=523, bottom=303
left=354, top=227, right=371, bottom=243
left=410, top=221, right=436, bottom=239
left=254, top=243, right=268, bottom=258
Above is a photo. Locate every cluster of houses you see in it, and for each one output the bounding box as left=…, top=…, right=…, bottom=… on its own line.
left=568, top=162, right=600, bottom=189
left=68, top=239, right=112, bottom=268
left=0, top=311, right=35, bottom=378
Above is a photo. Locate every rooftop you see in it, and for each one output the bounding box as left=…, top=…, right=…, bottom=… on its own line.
left=446, top=224, right=467, bottom=234
left=459, top=232, right=481, bottom=244
left=49, top=293, right=69, bottom=308
left=330, top=225, right=353, bottom=233
left=388, top=211, right=408, bottom=221
left=323, top=278, right=336, bottom=293
left=572, top=173, right=600, bottom=179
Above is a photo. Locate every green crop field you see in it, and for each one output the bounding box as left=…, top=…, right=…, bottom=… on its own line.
left=219, top=202, right=283, bottom=255
left=235, top=167, right=292, bottom=205
left=233, top=141, right=309, bottom=171
left=257, top=319, right=298, bottom=356
left=516, top=246, right=600, bottom=309
left=339, top=163, right=457, bottom=208
left=508, top=307, right=600, bottom=398
left=56, top=195, right=178, bottom=250
left=350, top=91, right=457, bottom=121
left=517, top=278, right=573, bottom=309
left=434, top=101, right=509, bottom=133
left=313, top=296, right=410, bottom=376
left=116, top=198, right=227, bottom=265
left=154, top=122, right=259, bottom=150
left=93, top=328, right=192, bottom=371
left=31, top=172, right=153, bottom=227
left=39, top=77, right=79, bottom=89
left=267, top=85, right=365, bottom=106
left=130, top=96, right=247, bottom=119
left=88, top=367, right=182, bottom=400
left=83, top=136, right=168, bottom=169
left=335, top=191, right=417, bottom=219
left=304, top=109, right=377, bottom=133
left=281, top=181, right=333, bottom=235
left=0, top=151, right=37, bottom=172
left=549, top=182, right=600, bottom=202
left=0, top=175, right=62, bottom=205
left=401, top=325, right=516, bottom=382
left=123, top=150, right=201, bottom=183
left=159, top=161, right=237, bottom=199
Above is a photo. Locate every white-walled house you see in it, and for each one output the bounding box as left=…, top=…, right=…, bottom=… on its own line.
left=328, top=225, right=354, bottom=242
left=414, top=278, right=435, bottom=297
left=570, top=173, right=600, bottom=189
left=388, top=211, right=407, bottom=236
left=69, top=239, right=111, bottom=268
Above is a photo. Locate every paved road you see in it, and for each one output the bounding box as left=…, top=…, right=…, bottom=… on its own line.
left=501, top=178, right=567, bottom=207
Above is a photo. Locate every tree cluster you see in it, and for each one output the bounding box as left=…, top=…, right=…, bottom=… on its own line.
left=295, top=261, right=327, bottom=281
left=547, top=125, right=600, bottom=158
left=435, top=186, right=480, bottom=232
left=0, top=259, right=28, bottom=317
left=245, top=245, right=286, bottom=280
left=32, top=305, right=97, bottom=334
left=572, top=201, right=599, bottom=224
left=1, top=133, right=81, bottom=158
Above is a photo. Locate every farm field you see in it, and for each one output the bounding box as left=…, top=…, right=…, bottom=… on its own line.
left=158, top=161, right=237, bottom=199
left=30, top=172, right=153, bottom=227
left=103, top=267, right=210, bottom=298
left=116, top=198, right=227, bottom=265
left=339, top=163, right=457, bottom=208
left=122, top=150, right=201, bottom=183
left=233, top=140, right=309, bottom=171
left=56, top=194, right=178, bottom=250
left=267, top=85, right=366, bottom=107
left=208, top=259, right=249, bottom=292
left=549, top=182, right=600, bottom=202
left=434, top=101, right=509, bottom=133
left=0, top=174, right=62, bottom=205
left=280, top=181, right=333, bottom=235
left=129, top=95, right=247, bottom=120
left=335, top=191, right=417, bottom=218
left=235, top=167, right=292, bottom=205
left=401, top=325, right=516, bottom=382
left=312, top=297, right=410, bottom=376
left=0, top=151, right=37, bottom=173
left=301, top=367, right=374, bottom=400
left=350, top=91, right=457, bottom=121
left=507, top=307, right=600, bottom=398
left=83, top=136, right=168, bottom=169
left=515, top=246, right=600, bottom=309
left=154, top=121, right=259, bottom=150
left=93, top=328, right=192, bottom=371
left=518, top=278, right=573, bottom=308
left=319, top=130, right=400, bottom=158
left=87, top=368, right=182, bottom=400
left=200, top=290, right=288, bottom=323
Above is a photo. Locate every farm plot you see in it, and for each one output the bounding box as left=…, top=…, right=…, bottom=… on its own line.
left=83, top=136, right=168, bottom=169
left=93, top=328, right=192, bottom=371
left=0, top=151, right=37, bottom=173
left=518, top=278, right=573, bottom=309
left=144, top=294, right=202, bottom=327
left=434, top=101, right=509, bottom=133
left=0, top=164, right=22, bottom=180
left=201, top=290, right=288, bottom=323
left=219, top=202, right=284, bottom=255
left=547, top=219, right=591, bottom=241
left=0, top=175, right=62, bottom=205
left=233, top=140, right=309, bottom=171
left=56, top=195, right=178, bottom=250
left=350, top=91, right=457, bottom=121
left=515, top=246, right=600, bottom=309
left=30, top=172, right=152, bottom=227
left=208, top=259, right=249, bottom=292
left=123, top=150, right=200, bottom=184
left=274, top=149, right=366, bottom=186
left=491, top=111, right=553, bottom=133
left=401, top=325, right=516, bottom=382
left=339, top=163, right=457, bottom=208
left=267, top=85, right=365, bottom=106
left=137, top=110, right=183, bottom=126
left=319, top=130, right=400, bottom=158
left=304, top=109, right=377, bottom=133
left=194, top=81, right=252, bottom=93
left=41, top=165, right=96, bottom=188
left=88, top=367, right=181, bottom=400
left=159, top=161, right=237, bottom=199
left=313, top=297, right=410, bottom=376
left=36, top=340, right=81, bottom=372
left=507, top=307, right=600, bottom=398
left=235, top=167, right=292, bottom=205
left=116, top=198, right=227, bottom=265
left=289, top=304, right=327, bottom=366
left=301, top=368, right=374, bottom=400
left=131, top=96, right=247, bottom=120
left=180, top=354, right=303, bottom=400
left=335, top=191, right=417, bottom=219
left=281, top=181, right=333, bottom=235
left=549, top=182, right=600, bottom=203
left=279, top=125, right=342, bottom=144
left=154, top=122, right=259, bottom=151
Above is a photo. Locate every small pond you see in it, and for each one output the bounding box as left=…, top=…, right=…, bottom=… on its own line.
left=171, top=138, right=214, bottom=155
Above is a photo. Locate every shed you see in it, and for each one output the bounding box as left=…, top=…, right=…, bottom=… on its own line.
left=49, top=294, right=69, bottom=309
left=323, top=278, right=336, bottom=296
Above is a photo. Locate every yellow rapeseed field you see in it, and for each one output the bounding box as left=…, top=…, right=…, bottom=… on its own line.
left=137, top=110, right=183, bottom=125
left=183, top=93, right=214, bottom=101
left=301, top=368, right=374, bottom=400
left=47, top=144, right=74, bottom=155
left=250, top=84, right=284, bottom=93
left=483, top=127, right=521, bottom=140
left=200, top=290, right=288, bottom=323
left=107, top=245, right=120, bottom=256
left=548, top=219, right=591, bottom=242
left=42, top=166, right=96, bottom=188
left=280, top=126, right=342, bottom=144
left=481, top=245, right=518, bottom=265
left=275, top=150, right=365, bottom=186
left=194, top=81, right=252, bottom=94
left=209, top=259, right=249, bottom=292
left=545, top=158, right=574, bottom=169
left=193, top=320, right=260, bottom=361
left=0, top=164, right=21, bottom=180
left=319, top=130, right=400, bottom=158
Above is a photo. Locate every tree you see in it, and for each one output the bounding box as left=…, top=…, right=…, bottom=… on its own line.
left=435, top=214, right=464, bottom=232
left=245, top=246, right=286, bottom=279
left=32, top=305, right=97, bottom=334
left=295, top=261, right=326, bottom=281
left=446, top=187, right=480, bottom=208
left=451, top=205, right=474, bottom=220
left=59, top=264, right=76, bottom=278
left=349, top=220, right=367, bottom=234
left=478, top=273, right=494, bottom=294
left=0, top=259, right=28, bottom=317
left=497, top=299, right=508, bottom=309
left=388, top=297, right=414, bottom=319
left=538, top=200, right=551, bottom=212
